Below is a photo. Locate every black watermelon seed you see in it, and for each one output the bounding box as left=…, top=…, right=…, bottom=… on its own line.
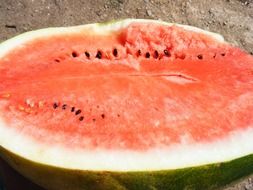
left=93, top=118, right=96, bottom=122
left=113, top=48, right=118, bottom=57
left=137, top=50, right=141, bottom=56
left=71, top=107, right=75, bottom=112
left=145, top=52, right=150, bottom=58
left=85, top=51, right=90, bottom=58
left=54, top=59, right=60, bottom=63
left=197, top=54, right=203, bottom=59
left=62, top=104, right=67, bottom=110
left=101, top=114, right=105, bottom=119
left=79, top=116, right=84, bottom=121
left=154, top=50, right=159, bottom=59
left=53, top=103, right=59, bottom=109
left=221, top=53, right=226, bottom=56
left=75, top=109, right=82, bottom=115
left=72, top=51, right=78, bottom=58
left=164, top=49, right=171, bottom=57
left=96, top=51, right=102, bottom=59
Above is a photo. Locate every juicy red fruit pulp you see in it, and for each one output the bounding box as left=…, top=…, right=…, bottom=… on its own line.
left=0, top=23, right=252, bottom=151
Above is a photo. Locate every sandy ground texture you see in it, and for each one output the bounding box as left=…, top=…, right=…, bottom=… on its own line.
left=0, top=0, right=253, bottom=189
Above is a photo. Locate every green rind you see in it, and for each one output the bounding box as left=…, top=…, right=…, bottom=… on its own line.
left=1, top=146, right=253, bottom=190
left=96, top=19, right=123, bottom=26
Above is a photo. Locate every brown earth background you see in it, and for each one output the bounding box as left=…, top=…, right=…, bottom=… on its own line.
left=0, top=0, right=253, bottom=190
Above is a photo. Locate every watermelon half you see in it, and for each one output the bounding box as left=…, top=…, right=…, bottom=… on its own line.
left=0, top=19, right=252, bottom=190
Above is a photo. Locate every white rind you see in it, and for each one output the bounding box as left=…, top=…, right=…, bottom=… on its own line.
left=0, top=115, right=252, bottom=171
left=0, top=19, right=248, bottom=172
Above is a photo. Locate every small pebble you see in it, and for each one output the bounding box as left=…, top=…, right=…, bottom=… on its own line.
left=146, top=9, right=152, bottom=16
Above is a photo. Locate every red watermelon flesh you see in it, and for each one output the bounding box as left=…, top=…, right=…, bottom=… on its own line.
left=0, top=20, right=252, bottom=172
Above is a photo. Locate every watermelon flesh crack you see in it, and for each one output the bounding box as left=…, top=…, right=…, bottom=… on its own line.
left=0, top=19, right=252, bottom=174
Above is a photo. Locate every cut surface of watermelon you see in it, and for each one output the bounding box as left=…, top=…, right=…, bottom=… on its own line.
left=0, top=19, right=253, bottom=189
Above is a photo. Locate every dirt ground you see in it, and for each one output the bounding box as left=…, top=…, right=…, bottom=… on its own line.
left=0, top=0, right=253, bottom=189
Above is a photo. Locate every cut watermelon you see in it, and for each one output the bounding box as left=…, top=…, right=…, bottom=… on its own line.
left=0, top=19, right=252, bottom=190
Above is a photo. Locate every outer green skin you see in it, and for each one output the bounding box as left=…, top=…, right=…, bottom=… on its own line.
left=0, top=147, right=253, bottom=190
